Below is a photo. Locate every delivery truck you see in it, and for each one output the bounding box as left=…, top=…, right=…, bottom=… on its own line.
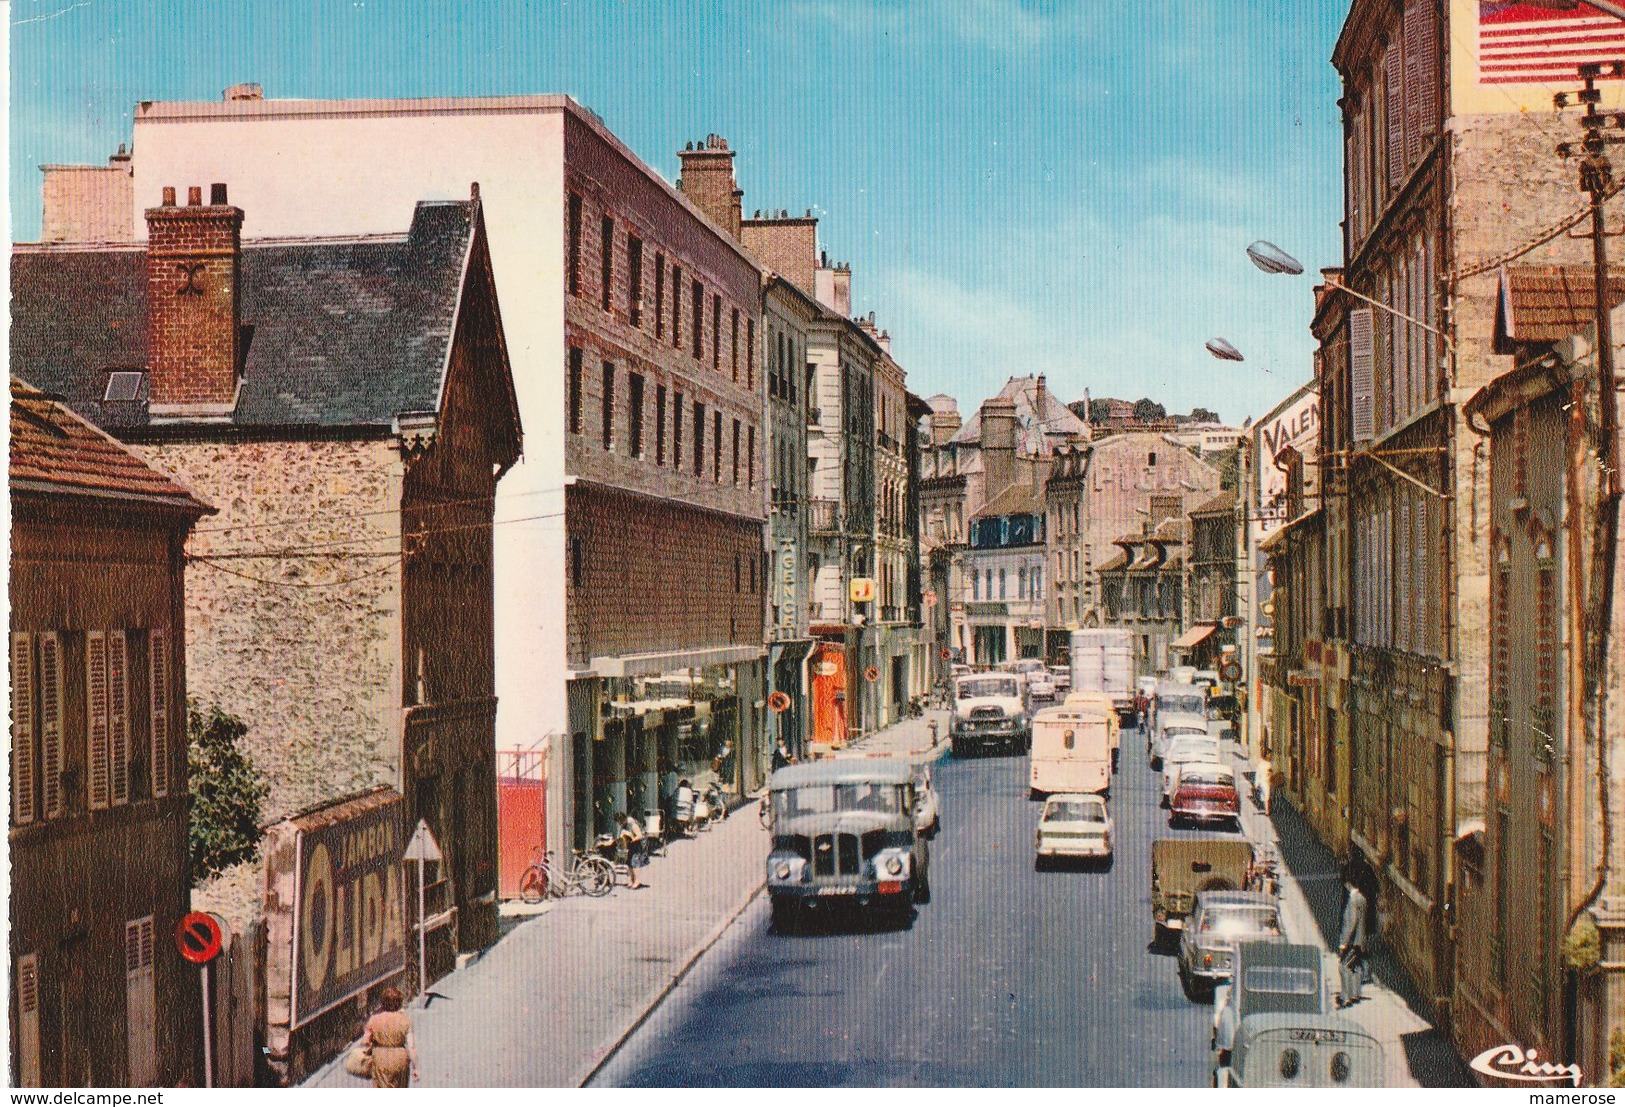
left=1069, top=629, right=1137, bottom=725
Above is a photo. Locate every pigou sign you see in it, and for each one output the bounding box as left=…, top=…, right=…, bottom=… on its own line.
left=290, top=794, right=408, bottom=1027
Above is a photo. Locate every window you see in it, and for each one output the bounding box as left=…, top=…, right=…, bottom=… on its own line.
left=568, top=347, right=583, bottom=435
left=1148, top=452, right=1157, bottom=466
left=747, top=319, right=755, bottom=390
left=1035, top=566, right=1044, bottom=600
left=731, top=309, right=740, bottom=381
left=570, top=536, right=582, bottom=588
left=654, top=254, right=666, bottom=338
left=1018, top=566, right=1028, bottom=599
left=15, top=953, right=39, bottom=1087
left=628, top=372, right=645, bottom=458
left=672, top=266, right=683, bottom=348
left=767, top=326, right=779, bottom=398
left=714, top=409, right=723, bottom=481
left=567, top=193, right=582, bottom=296
left=747, top=425, right=756, bottom=489
left=600, top=216, right=615, bottom=312
left=750, top=554, right=757, bottom=593
left=999, top=568, right=1007, bottom=600
left=732, top=418, right=741, bottom=485
left=125, top=916, right=156, bottom=1086
left=627, top=235, right=643, bottom=326
left=673, top=392, right=685, bottom=469
left=601, top=362, right=615, bottom=451
left=735, top=552, right=742, bottom=592
left=694, top=402, right=706, bottom=476
left=692, top=279, right=704, bottom=359
left=973, top=571, right=982, bottom=601
left=149, top=628, right=170, bottom=798
left=712, top=295, right=722, bottom=371
left=104, top=370, right=144, bottom=402
left=87, top=629, right=130, bottom=810
left=655, top=385, right=667, bottom=465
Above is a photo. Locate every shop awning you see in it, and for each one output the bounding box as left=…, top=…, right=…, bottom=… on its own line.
left=590, top=644, right=767, bottom=679
left=1171, top=624, right=1218, bottom=651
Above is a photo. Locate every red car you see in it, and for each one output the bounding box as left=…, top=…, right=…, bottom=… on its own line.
left=1170, top=763, right=1241, bottom=830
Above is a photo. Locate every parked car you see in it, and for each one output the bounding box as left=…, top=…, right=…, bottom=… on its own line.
left=1151, top=838, right=1257, bottom=946
left=1150, top=679, right=1209, bottom=764
left=912, top=765, right=941, bottom=838
left=1214, top=1012, right=1386, bottom=1087
left=1034, top=792, right=1113, bottom=870
left=1177, top=890, right=1284, bottom=1000
left=1171, top=762, right=1241, bottom=829
left=1009, top=658, right=1056, bottom=701
left=1162, top=735, right=1223, bottom=806
left=764, top=759, right=931, bottom=931
left=951, top=671, right=1030, bottom=756
left=1212, top=941, right=1328, bottom=1077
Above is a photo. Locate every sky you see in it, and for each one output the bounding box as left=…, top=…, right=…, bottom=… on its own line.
left=8, top=0, right=1351, bottom=425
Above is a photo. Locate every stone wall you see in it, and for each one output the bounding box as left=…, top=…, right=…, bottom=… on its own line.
left=134, top=436, right=402, bottom=821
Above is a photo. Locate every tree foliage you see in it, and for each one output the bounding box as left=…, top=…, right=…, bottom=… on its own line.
left=1132, top=397, right=1166, bottom=421
left=1189, top=407, right=1220, bottom=424
left=187, top=701, right=270, bottom=884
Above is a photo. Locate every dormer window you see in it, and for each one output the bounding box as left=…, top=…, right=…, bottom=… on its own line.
left=104, top=371, right=144, bottom=402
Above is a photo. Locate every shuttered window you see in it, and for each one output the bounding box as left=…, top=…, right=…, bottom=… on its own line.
left=39, top=634, right=63, bottom=819
left=11, top=633, right=35, bottom=825
left=1403, top=0, right=1424, bottom=170
left=125, top=917, right=157, bottom=1086
left=109, top=630, right=130, bottom=806
left=1350, top=308, right=1376, bottom=442
left=1386, top=44, right=1406, bottom=193
left=1417, top=0, right=1440, bottom=147
left=16, top=953, right=40, bottom=1087
left=149, top=629, right=170, bottom=798
left=88, top=631, right=110, bottom=810
left=1398, top=494, right=1413, bottom=653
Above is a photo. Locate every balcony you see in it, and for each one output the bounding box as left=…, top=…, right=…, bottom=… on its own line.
left=810, top=498, right=842, bottom=534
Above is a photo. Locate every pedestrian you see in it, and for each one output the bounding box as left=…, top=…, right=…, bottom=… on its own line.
left=772, top=739, right=792, bottom=772
left=1336, top=881, right=1369, bottom=1008
left=360, top=986, right=419, bottom=1087
left=674, top=777, right=695, bottom=832
left=1256, top=748, right=1272, bottom=816
left=617, top=812, right=650, bottom=889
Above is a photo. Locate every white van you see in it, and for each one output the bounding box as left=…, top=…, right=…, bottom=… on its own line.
left=1029, top=705, right=1113, bottom=798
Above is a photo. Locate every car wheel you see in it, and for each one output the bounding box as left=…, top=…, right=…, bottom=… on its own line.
left=770, top=895, right=799, bottom=934
left=914, top=869, right=931, bottom=905
left=1034, top=854, right=1048, bottom=872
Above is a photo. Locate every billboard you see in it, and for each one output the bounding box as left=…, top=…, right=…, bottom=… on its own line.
left=1251, top=382, right=1321, bottom=549
left=1453, top=0, right=1625, bottom=114
left=290, top=789, right=407, bottom=1027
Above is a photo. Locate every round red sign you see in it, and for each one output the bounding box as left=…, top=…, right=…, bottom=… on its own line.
left=175, top=911, right=224, bottom=964
left=864, top=666, right=880, bottom=683
left=939, top=647, right=952, bottom=662
left=768, top=691, right=792, bottom=714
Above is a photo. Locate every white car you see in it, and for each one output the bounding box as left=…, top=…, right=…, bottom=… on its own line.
left=1009, top=658, right=1055, bottom=701
left=1035, top=792, right=1113, bottom=869
left=1152, top=716, right=1209, bottom=766
left=912, top=766, right=941, bottom=837
left=1162, top=738, right=1223, bottom=806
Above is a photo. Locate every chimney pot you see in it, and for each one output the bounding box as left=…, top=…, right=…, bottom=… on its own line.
left=470, top=181, right=480, bottom=201
left=187, top=186, right=203, bottom=206
left=161, top=186, right=176, bottom=207
left=210, top=183, right=228, bottom=205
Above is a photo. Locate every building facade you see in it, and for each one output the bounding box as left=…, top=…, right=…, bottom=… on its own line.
left=1097, top=519, right=1187, bottom=677
left=9, top=381, right=213, bottom=1087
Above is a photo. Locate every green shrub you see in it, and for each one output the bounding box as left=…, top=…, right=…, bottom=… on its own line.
left=187, top=701, right=269, bottom=883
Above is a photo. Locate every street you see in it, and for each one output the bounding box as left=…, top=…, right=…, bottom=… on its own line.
left=593, top=726, right=1246, bottom=1087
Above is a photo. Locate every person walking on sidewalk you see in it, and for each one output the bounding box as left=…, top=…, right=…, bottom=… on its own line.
left=617, top=812, right=650, bottom=889
left=1336, top=881, right=1369, bottom=1008
left=772, top=739, right=793, bottom=772
left=360, top=987, right=419, bottom=1087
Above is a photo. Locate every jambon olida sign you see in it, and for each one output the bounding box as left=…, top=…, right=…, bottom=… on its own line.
left=289, top=789, right=408, bottom=1027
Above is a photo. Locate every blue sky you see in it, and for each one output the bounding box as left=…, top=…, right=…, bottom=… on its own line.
left=9, top=0, right=1350, bottom=424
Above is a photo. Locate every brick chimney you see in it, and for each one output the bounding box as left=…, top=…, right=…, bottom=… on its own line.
left=980, top=397, right=1017, bottom=495
left=677, top=135, right=743, bottom=239
left=741, top=210, right=818, bottom=297
left=145, top=183, right=243, bottom=418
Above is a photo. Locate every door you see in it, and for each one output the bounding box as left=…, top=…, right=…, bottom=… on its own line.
left=124, top=917, right=156, bottom=1086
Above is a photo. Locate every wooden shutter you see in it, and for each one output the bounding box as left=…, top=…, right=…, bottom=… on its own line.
left=87, top=631, right=109, bottom=810
left=16, top=953, right=40, bottom=1087
left=1386, top=44, right=1406, bottom=193
left=1398, top=494, right=1413, bottom=653
left=1404, top=0, right=1424, bottom=170
left=11, top=633, right=35, bottom=826
left=125, top=917, right=156, bottom=1086
left=39, top=633, right=63, bottom=819
left=149, top=629, right=170, bottom=798
left=1417, top=0, right=1440, bottom=146
left=109, top=630, right=129, bottom=806
left=1351, top=307, right=1376, bottom=442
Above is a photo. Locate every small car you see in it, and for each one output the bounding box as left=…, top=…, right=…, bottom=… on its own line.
left=1171, top=762, right=1241, bottom=830
left=1212, top=941, right=1328, bottom=1077
left=1035, top=792, right=1113, bottom=870
left=1162, top=736, right=1223, bottom=806
left=1178, top=889, right=1284, bottom=1000
left=1215, top=1012, right=1386, bottom=1087
left=1009, top=658, right=1056, bottom=701
left=912, top=765, right=941, bottom=838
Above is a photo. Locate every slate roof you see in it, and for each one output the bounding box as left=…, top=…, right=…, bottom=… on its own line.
left=10, top=378, right=211, bottom=513
left=952, top=375, right=1090, bottom=450
left=11, top=200, right=479, bottom=431
left=1494, top=264, right=1625, bottom=353
left=970, top=480, right=1046, bottom=521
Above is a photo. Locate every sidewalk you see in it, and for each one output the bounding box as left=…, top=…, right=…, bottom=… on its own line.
left=843, top=707, right=952, bottom=763
left=1234, top=773, right=1473, bottom=1087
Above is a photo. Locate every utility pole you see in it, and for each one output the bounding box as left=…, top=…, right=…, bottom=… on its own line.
left=1555, top=59, right=1624, bottom=1001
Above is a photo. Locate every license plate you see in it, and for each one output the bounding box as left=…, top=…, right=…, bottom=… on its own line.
left=879, top=880, right=903, bottom=895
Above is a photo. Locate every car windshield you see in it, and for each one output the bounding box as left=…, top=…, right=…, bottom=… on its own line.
left=1181, top=765, right=1232, bottom=786
left=1160, top=693, right=1205, bottom=715
left=1044, top=800, right=1104, bottom=823
left=773, top=783, right=905, bottom=819
left=1242, top=966, right=1318, bottom=995
left=1168, top=740, right=1219, bottom=762
left=1012, top=660, right=1044, bottom=673
left=960, top=678, right=1018, bottom=699
left=1200, top=906, right=1282, bottom=937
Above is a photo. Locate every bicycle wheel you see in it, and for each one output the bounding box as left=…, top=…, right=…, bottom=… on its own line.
left=518, top=864, right=547, bottom=904
left=581, top=856, right=615, bottom=897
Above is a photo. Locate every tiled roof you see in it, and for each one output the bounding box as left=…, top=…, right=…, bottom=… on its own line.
left=10, top=378, right=211, bottom=513
left=11, top=200, right=478, bottom=430
left=1495, top=264, right=1625, bottom=352
left=970, top=479, right=1045, bottom=520
left=1190, top=490, right=1237, bottom=517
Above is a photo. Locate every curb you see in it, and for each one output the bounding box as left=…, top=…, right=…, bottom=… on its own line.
left=573, top=876, right=767, bottom=1087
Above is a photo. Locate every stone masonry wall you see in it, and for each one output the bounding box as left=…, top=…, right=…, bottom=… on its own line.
left=132, top=436, right=402, bottom=821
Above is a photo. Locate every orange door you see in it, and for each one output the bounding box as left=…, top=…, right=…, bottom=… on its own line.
left=809, top=643, right=849, bottom=748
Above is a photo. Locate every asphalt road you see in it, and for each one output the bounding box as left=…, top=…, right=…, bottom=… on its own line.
left=592, top=725, right=1248, bottom=1086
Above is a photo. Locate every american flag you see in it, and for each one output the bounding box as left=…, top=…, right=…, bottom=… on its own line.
left=1479, top=1, right=1625, bottom=85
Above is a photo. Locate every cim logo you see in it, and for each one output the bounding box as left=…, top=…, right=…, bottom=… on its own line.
left=1469, top=1044, right=1582, bottom=1087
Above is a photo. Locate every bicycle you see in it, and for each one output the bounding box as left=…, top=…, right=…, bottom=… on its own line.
left=517, top=846, right=613, bottom=903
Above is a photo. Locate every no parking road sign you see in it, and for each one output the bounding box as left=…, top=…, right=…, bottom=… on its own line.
left=176, top=911, right=224, bottom=964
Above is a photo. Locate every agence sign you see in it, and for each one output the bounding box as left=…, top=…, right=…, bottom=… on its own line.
left=290, top=791, right=407, bottom=1027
